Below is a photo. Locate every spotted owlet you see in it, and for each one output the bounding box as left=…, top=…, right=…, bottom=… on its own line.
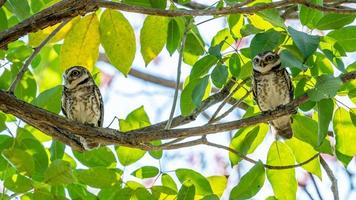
left=251, top=51, right=294, bottom=139
left=61, top=66, right=104, bottom=149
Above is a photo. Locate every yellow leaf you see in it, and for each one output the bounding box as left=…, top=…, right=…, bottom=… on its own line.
left=100, top=9, right=136, bottom=76
left=286, top=137, right=321, bottom=179
left=60, top=14, right=100, bottom=72
left=28, top=17, right=78, bottom=47
left=334, top=107, right=356, bottom=156
left=140, top=16, right=168, bottom=66
left=207, top=176, right=227, bottom=198
left=267, top=141, right=297, bottom=200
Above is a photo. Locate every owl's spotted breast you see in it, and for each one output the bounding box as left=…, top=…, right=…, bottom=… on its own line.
left=253, top=69, right=292, bottom=111
left=63, top=85, right=102, bottom=127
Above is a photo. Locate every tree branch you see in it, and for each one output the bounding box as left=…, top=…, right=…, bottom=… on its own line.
left=8, top=19, right=70, bottom=94
left=165, top=22, right=189, bottom=129
left=320, top=157, right=339, bottom=200
left=1, top=0, right=355, bottom=48
left=0, top=71, right=354, bottom=150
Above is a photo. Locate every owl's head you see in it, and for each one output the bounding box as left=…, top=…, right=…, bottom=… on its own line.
left=63, top=66, right=94, bottom=89
left=252, top=51, right=281, bottom=74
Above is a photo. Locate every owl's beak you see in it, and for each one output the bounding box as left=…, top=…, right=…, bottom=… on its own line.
left=261, top=62, right=266, bottom=67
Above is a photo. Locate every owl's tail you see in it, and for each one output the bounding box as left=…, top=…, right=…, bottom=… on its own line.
left=275, top=125, right=293, bottom=139
left=271, top=115, right=293, bottom=139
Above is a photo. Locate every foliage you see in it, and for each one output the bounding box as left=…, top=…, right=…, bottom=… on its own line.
left=0, top=0, right=355, bottom=199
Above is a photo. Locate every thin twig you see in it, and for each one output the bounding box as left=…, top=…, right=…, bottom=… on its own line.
left=209, top=89, right=252, bottom=124
left=204, top=140, right=320, bottom=170
left=309, top=172, right=323, bottom=200
left=165, top=22, right=189, bottom=130
left=301, top=186, right=315, bottom=200
left=320, top=157, right=339, bottom=200
left=209, top=79, right=248, bottom=123
left=8, top=19, right=70, bottom=94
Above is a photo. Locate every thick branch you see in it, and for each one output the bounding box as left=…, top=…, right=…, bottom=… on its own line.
left=1, top=0, right=355, bottom=48
left=0, top=0, right=98, bottom=49
left=0, top=71, right=354, bottom=148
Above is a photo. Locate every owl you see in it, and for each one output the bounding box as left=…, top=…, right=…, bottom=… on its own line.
left=251, top=51, right=294, bottom=139
left=61, top=66, right=104, bottom=149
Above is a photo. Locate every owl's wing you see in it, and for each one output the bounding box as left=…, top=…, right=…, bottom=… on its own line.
left=283, top=69, right=294, bottom=100
left=251, top=73, right=258, bottom=102
left=94, top=86, right=104, bottom=127
left=61, top=86, right=68, bottom=117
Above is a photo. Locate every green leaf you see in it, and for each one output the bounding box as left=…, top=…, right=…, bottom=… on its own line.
left=227, top=14, right=244, bottom=38
left=100, top=9, right=136, bottom=75
left=0, top=135, right=13, bottom=171
left=119, top=106, right=150, bottom=132
left=266, top=141, right=297, bottom=200
left=50, top=140, right=65, bottom=161
left=75, top=167, right=121, bottom=188
left=44, top=160, right=75, bottom=186
left=177, top=181, right=195, bottom=200
left=192, top=76, right=210, bottom=107
left=98, top=187, right=132, bottom=200
left=230, top=161, right=265, bottom=200
left=299, top=0, right=323, bottom=29
left=162, top=173, right=178, bottom=192
left=140, top=16, right=168, bottom=65
left=131, top=166, right=159, bottom=179
left=73, top=147, right=116, bottom=168
left=280, top=49, right=307, bottom=70
left=5, top=0, right=31, bottom=20
left=207, top=176, right=227, bottom=198
left=336, top=150, right=352, bottom=168
left=67, top=184, right=97, bottom=200
left=181, top=77, right=211, bottom=116
left=307, top=75, right=342, bottom=101
left=250, top=29, right=283, bottom=58
left=152, top=186, right=177, bottom=197
left=316, top=14, right=355, bottom=30
left=166, top=19, right=182, bottom=55
left=257, top=8, right=285, bottom=28
left=0, top=9, right=8, bottom=32
left=2, top=148, right=35, bottom=176
left=148, top=140, right=163, bottom=159
left=32, top=85, right=62, bottom=114
left=60, top=14, right=100, bottom=72
left=211, top=64, right=228, bottom=88
left=176, top=169, right=213, bottom=196
left=16, top=138, right=49, bottom=180
left=14, top=71, right=37, bottom=103
left=190, top=55, right=218, bottom=80
left=240, top=24, right=263, bottom=37
left=286, top=138, right=321, bottom=178
left=328, top=26, right=356, bottom=52
left=288, top=27, right=320, bottom=59
left=0, top=112, right=6, bottom=132
left=292, top=115, right=318, bottom=147
left=229, top=125, right=268, bottom=166
left=317, top=99, right=334, bottom=146
left=183, top=30, right=205, bottom=65
left=228, top=53, right=241, bottom=77
left=334, top=108, right=356, bottom=156
left=116, top=146, right=146, bottom=166
left=211, top=28, right=235, bottom=52
left=4, top=174, right=33, bottom=193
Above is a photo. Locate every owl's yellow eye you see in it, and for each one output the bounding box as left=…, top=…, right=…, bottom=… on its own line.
left=71, top=70, right=80, bottom=76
